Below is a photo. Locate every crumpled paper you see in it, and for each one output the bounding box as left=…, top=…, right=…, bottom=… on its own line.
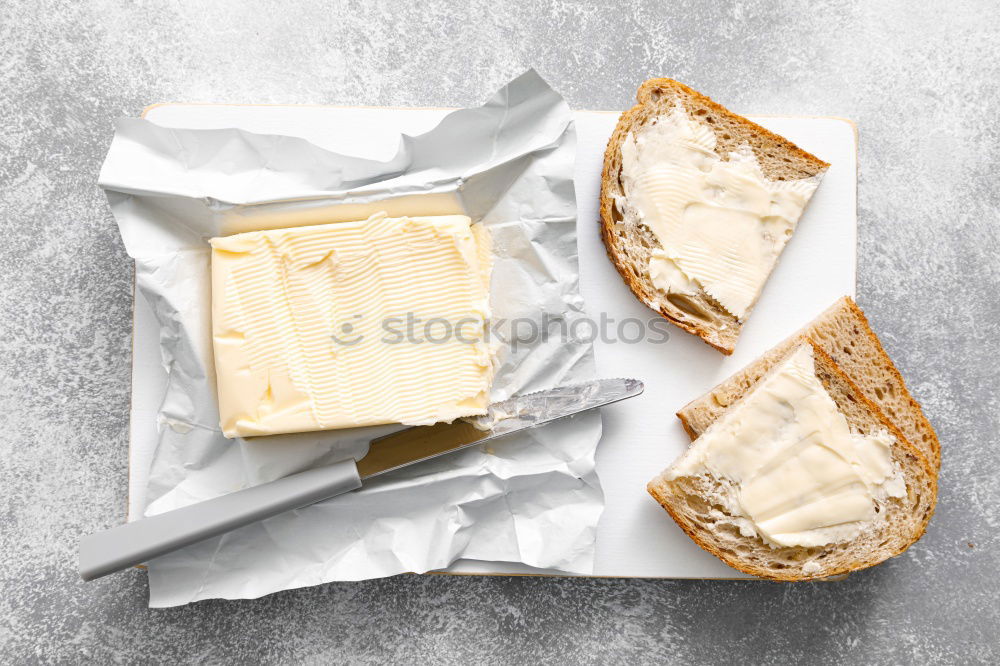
left=99, top=70, right=603, bottom=607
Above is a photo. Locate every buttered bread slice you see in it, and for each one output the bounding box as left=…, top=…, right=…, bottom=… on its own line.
left=676, top=296, right=941, bottom=471
left=648, top=341, right=936, bottom=580
left=601, top=78, right=829, bottom=354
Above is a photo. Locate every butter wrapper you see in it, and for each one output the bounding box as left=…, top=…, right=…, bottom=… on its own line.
left=99, top=71, right=601, bottom=607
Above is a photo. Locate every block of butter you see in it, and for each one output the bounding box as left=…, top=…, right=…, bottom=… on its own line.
left=209, top=213, right=494, bottom=438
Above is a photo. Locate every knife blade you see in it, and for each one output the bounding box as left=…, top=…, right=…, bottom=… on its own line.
left=79, top=378, right=643, bottom=581
left=358, top=377, right=644, bottom=478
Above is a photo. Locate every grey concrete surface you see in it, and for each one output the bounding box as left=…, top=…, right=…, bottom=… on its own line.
left=1, top=0, right=998, bottom=663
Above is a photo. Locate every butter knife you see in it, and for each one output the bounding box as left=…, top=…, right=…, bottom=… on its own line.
left=79, top=377, right=643, bottom=581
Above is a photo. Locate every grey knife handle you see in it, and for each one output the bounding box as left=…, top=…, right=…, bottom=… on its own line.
left=79, top=459, right=362, bottom=581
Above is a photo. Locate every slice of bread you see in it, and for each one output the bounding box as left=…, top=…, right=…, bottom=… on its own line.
left=648, top=341, right=936, bottom=581
left=676, top=296, right=940, bottom=470
left=600, top=78, right=830, bottom=354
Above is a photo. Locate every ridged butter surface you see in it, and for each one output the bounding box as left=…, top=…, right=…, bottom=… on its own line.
left=210, top=213, right=494, bottom=438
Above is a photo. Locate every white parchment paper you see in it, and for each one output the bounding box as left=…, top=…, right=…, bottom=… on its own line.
left=99, top=71, right=603, bottom=606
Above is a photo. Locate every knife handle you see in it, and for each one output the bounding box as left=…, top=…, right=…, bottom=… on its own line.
left=79, top=459, right=362, bottom=581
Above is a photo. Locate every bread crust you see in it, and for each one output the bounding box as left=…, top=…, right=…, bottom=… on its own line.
left=599, top=78, right=829, bottom=355
left=649, top=340, right=936, bottom=581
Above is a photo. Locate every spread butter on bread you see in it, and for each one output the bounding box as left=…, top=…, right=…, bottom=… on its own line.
left=648, top=340, right=936, bottom=580
left=677, top=296, right=941, bottom=470
left=600, top=78, right=829, bottom=354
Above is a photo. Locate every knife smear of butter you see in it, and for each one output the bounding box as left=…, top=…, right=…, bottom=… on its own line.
left=79, top=378, right=644, bottom=581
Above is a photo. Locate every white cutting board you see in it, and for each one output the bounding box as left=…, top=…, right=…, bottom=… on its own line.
left=130, top=104, right=856, bottom=579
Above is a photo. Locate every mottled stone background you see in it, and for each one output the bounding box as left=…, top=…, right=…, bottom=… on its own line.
left=2, top=0, right=998, bottom=663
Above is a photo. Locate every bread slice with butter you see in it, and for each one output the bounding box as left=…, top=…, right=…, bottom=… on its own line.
left=676, top=296, right=941, bottom=470
left=600, top=78, right=830, bottom=354
left=648, top=341, right=936, bottom=581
